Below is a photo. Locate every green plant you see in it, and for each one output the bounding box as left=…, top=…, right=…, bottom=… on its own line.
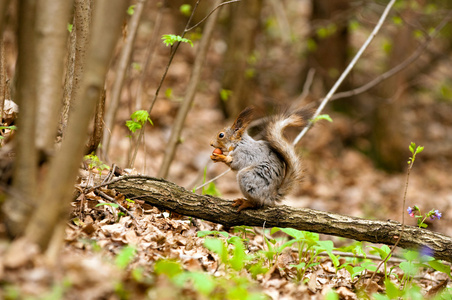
left=95, top=203, right=125, bottom=222
left=115, top=245, right=136, bottom=269
left=161, top=34, right=193, bottom=47
left=311, top=114, right=333, bottom=124
left=179, top=4, right=191, bottom=16
left=125, top=110, right=153, bottom=134
left=270, top=228, right=339, bottom=281
left=0, top=125, right=17, bottom=140
left=407, top=205, right=442, bottom=228
left=84, top=152, right=110, bottom=177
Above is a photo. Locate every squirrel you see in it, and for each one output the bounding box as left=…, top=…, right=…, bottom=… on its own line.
left=210, top=106, right=312, bottom=212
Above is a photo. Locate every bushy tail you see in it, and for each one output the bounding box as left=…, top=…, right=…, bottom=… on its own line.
left=263, top=108, right=312, bottom=200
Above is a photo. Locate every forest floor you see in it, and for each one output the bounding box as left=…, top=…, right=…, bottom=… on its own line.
left=1, top=102, right=451, bottom=299
left=2, top=2, right=452, bottom=298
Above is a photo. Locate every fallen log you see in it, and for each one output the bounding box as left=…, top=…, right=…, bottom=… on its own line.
left=107, top=175, right=452, bottom=263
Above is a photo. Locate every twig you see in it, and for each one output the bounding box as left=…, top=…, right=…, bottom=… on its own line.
left=366, top=147, right=417, bottom=286
left=96, top=189, right=141, bottom=232
left=185, top=0, right=241, bottom=32
left=293, top=0, right=396, bottom=146
left=296, top=68, right=316, bottom=103
left=128, top=0, right=202, bottom=168
left=330, top=11, right=452, bottom=102
left=134, top=3, right=164, bottom=111
left=158, top=0, right=223, bottom=178
left=103, top=0, right=147, bottom=156
left=194, top=168, right=231, bottom=192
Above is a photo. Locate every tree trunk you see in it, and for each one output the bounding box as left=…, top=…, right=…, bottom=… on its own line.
left=35, top=0, right=73, bottom=151
left=108, top=176, right=452, bottom=263
left=306, top=0, right=349, bottom=96
left=24, top=0, right=129, bottom=250
left=5, top=0, right=38, bottom=237
left=60, top=0, right=93, bottom=137
left=0, top=0, right=11, bottom=37
left=220, top=0, right=262, bottom=118
left=370, top=9, right=417, bottom=172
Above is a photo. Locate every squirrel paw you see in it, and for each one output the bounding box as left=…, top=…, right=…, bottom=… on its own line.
left=210, top=153, right=232, bottom=164
left=232, top=198, right=257, bottom=212
left=210, top=153, right=225, bottom=162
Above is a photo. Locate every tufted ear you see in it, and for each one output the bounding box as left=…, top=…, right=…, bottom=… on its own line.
left=231, top=106, right=254, bottom=132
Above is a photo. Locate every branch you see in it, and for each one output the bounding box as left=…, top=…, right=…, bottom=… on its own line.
left=293, top=0, right=396, bottom=145
left=330, top=11, right=452, bottom=102
left=108, top=176, right=452, bottom=263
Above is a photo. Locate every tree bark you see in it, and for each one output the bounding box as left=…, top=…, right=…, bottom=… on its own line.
left=35, top=0, right=73, bottom=151
left=24, top=0, right=129, bottom=250
left=6, top=0, right=39, bottom=237
left=108, top=176, right=452, bottom=263
left=60, top=0, right=93, bottom=137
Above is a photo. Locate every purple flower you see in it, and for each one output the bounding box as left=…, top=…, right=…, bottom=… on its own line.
left=430, top=209, right=442, bottom=220
left=407, top=207, right=415, bottom=217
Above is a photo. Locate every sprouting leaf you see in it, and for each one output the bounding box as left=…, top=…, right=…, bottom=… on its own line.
left=126, top=110, right=153, bottom=133
left=67, top=23, right=73, bottom=33
left=220, top=89, right=232, bottom=102
left=165, top=88, right=173, bottom=99
left=127, top=5, right=135, bottom=15
left=162, top=34, right=193, bottom=47
left=180, top=4, right=192, bottom=16
left=312, top=114, right=333, bottom=123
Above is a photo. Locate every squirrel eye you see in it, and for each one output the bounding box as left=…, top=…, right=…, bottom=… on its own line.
left=218, top=132, right=225, bottom=138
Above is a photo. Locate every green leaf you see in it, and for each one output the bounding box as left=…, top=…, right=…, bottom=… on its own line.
left=409, top=142, right=415, bottom=154
left=384, top=278, right=400, bottom=299
left=186, top=272, right=215, bottom=295
left=403, top=250, right=420, bottom=262
left=203, top=182, right=221, bottom=197
left=154, top=260, right=183, bottom=278
left=127, top=5, right=135, bottom=15
left=370, top=245, right=391, bottom=260
left=312, top=114, right=333, bottom=123
left=179, top=4, right=192, bottom=16
left=96, top=203, right=120, bottom=208
left=228, top=236, right=246, bottom=271
left=399, top=261, right=418, bottom=277
left=392, top=16, right=403, bottom=26
left=316, top=240, right=339, bottom=267
left=67, top=23, right=73, bottom=33
left=115, top=245, right=136, bottom=269
left=162, top=34, right=193, bottom=47
left=272, top=227, right=304, bottom=240
left=428, top=260, right=452, bottom=277
left=204, top=238, right=228, bottom=264
left=220, top=89, right=232, bottom=102
left=197, top=230, right=228, bottom=238
left=415, top=146, right=424, bottom=155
